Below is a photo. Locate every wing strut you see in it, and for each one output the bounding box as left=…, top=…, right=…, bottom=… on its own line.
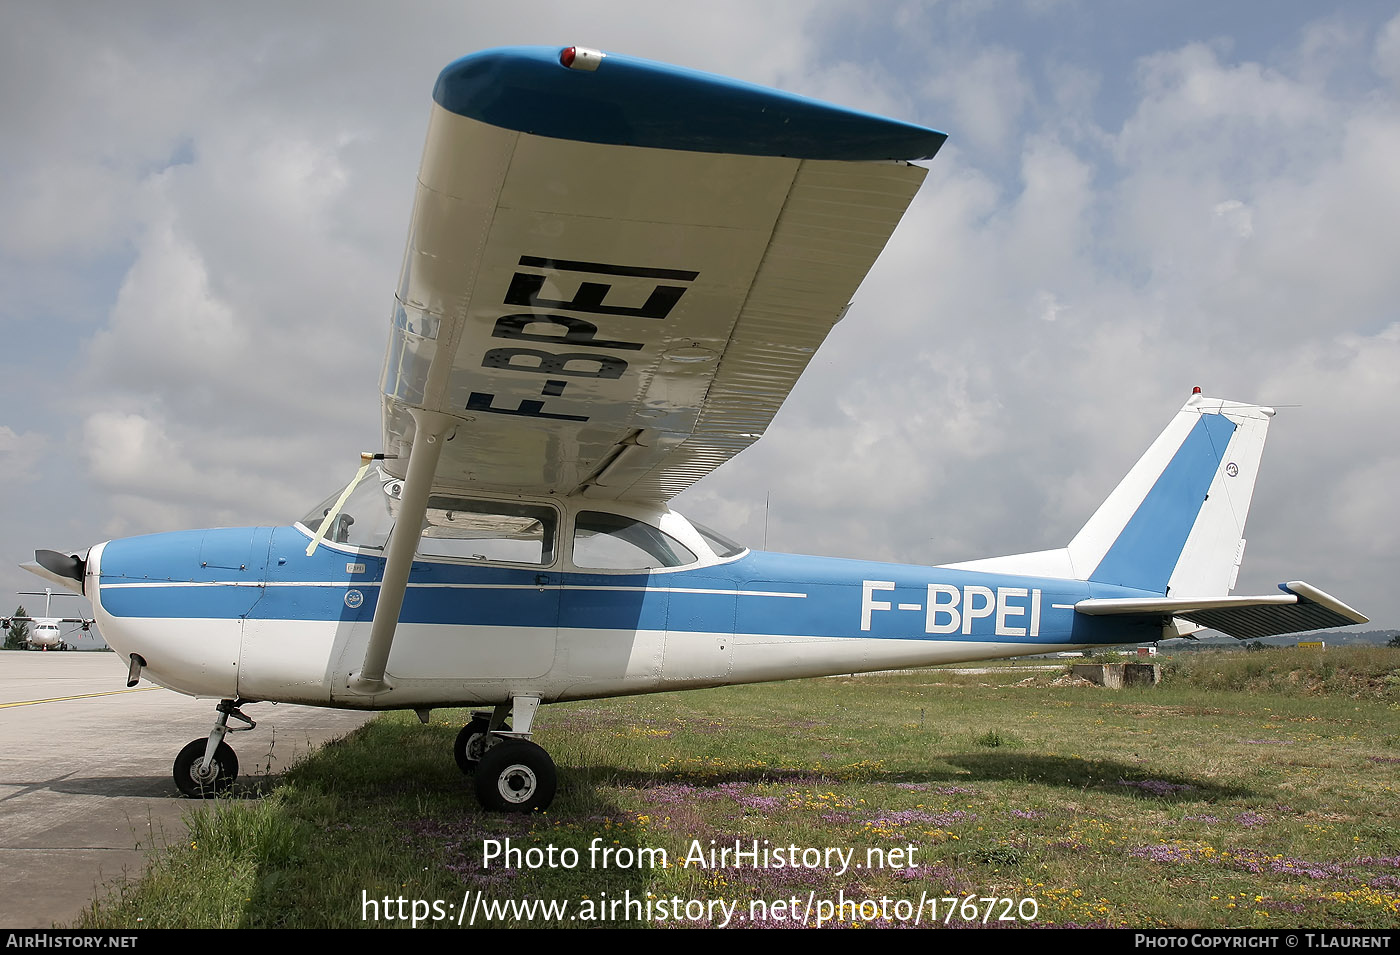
left=349, top=410, right=454, bottom=694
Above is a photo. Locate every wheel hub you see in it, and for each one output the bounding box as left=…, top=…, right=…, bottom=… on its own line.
left=498, top=764, right=537, bottom=802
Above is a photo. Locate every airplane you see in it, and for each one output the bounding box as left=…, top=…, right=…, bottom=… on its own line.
left=3, top=588, right=95, bottom=651
left=23, top=45, right=1367, bottom=812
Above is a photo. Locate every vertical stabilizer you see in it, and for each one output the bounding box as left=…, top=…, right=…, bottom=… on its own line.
left=1067, top=393, right=1272, bottom=596
left=941, top=392, right=1274, bottom=598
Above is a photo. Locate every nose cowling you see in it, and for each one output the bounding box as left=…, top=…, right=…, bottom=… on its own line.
left=87, top=529, right=261, bottom=699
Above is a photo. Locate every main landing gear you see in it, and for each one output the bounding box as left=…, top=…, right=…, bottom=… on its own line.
left=454, top=696, right=557, bottom=813
left=174, top=698, right=255, bottom=797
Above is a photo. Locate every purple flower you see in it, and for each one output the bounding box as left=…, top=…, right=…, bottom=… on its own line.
left=732, top=794, right=785, bottom=811
left=637, top=782, right=727, bottom=805
left=1352, top=855, right=1400, bottom=868
left=1232, top=850, right=1345, bottom=880
left=1130, top=844, right=1198, bottom=863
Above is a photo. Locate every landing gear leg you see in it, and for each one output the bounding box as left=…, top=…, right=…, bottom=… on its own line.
left=470, top=696, right=557, bottom=813
left=173, top=699, right=255, bottom=798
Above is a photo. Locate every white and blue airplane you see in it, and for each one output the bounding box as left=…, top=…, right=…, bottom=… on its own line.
left=25, top=46, right=1366, bottom=812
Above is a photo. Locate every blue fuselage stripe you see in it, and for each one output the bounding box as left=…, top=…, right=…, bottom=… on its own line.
left=96, top=527, right=1159, bottom=646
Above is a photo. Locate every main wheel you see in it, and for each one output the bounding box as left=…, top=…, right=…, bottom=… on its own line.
left=173, top=739, right=238, bottom=798
left=473, top=740, right=557, bottom=813
left=454, top=717, right=494, bottom=774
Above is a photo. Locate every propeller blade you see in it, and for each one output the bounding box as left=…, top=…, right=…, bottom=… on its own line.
left=30, top=550, right=86, bottom=594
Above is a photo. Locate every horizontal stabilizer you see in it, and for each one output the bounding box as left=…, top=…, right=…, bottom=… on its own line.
left=1075, top=581, right=1368, bottom=640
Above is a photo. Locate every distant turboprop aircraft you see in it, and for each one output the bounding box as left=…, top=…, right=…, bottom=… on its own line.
left=24, top=46, right=1366, bottom=812
left=4, top=588, right=94, bottom=651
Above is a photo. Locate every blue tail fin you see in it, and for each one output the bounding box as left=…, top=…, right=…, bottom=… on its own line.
left=943, top=392, right=1273, bottom=598
left=1067, top=393, right=1272, bottom=596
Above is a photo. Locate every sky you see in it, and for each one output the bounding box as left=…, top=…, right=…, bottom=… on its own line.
left=1, top=0, right=1397, bottom=637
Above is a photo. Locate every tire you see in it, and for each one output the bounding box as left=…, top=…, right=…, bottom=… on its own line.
left=473, top=740, right=557, bottom=813
left=453, top=717, right=493, bottom=774
left=173, top=738, right=238, bottom=798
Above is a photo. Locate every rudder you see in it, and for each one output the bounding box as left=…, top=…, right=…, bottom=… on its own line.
left=1067, top=392, right=1273, bottom=597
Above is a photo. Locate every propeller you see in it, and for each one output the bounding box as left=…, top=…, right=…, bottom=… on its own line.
left=27, top=550, right=87, bottom=595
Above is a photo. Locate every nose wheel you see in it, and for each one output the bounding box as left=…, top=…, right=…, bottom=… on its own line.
left=174, top=739, right=238, bottom=797
left=174, top=699, right=255, bottom=798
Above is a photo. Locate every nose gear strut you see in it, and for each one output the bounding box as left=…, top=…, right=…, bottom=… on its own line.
left=173, top=698, right=256, bottom=798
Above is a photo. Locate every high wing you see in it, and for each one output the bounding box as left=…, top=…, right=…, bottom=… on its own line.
left=349, top=46, right=946, bottom=694
left=379, top=46, right=946, bottom=502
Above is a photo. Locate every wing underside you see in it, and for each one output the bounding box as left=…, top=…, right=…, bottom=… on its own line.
left=379, top=47, right=943, bottom=502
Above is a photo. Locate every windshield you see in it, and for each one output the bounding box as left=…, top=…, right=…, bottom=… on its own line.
left=299, top=466, right=400, bottom=550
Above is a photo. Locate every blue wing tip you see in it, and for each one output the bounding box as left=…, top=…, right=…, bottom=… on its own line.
left=433, top=45, right=947, bottom=161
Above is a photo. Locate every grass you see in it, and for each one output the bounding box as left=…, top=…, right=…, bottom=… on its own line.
left=76, top=647, right=1400, bottom=929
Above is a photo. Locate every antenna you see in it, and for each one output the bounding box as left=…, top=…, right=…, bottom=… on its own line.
left=763, top=492, right=770, bottom=550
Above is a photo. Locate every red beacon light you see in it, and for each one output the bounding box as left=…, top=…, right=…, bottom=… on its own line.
left=1192, top=386, right=1202, bottom=395
left=560, top=46, right=605, bottom=71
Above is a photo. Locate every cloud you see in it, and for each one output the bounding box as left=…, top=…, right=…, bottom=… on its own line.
left=0, top=425, right=47, bottom=482
left=1374, top=11, right=1400, bottom=83
left=81, top=409, right=334, bottom=538
left=924, top=46, right=1033, bottom=155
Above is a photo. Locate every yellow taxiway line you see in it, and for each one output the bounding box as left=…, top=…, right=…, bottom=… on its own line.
left=0, top=686, right=160, bottom=708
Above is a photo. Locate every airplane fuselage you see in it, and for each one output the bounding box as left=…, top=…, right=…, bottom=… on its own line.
left=28, top=620, right=65, bottom=650
left=85, top=510, right=1162, bottom=709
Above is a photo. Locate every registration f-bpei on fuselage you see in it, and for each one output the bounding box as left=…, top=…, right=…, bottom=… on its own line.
left=25, top=45, right=1367, bottom=813
left=862, top=581, right=1045, bottom=637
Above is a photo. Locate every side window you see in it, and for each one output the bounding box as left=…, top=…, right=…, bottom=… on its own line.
left=572, top=512, right=697, bottom=570
left=689, top=519, right=747, bottom=558
left=417, top=498, right=556, bottom=565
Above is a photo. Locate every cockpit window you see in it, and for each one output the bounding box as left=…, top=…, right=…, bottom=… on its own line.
left=417, top=497, right=557, bottom=565
left=572, top=512, right=697, bottom=570
left=688, top=519, right=747, bottom=558
left=299, top=466, right=399, bottom=549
